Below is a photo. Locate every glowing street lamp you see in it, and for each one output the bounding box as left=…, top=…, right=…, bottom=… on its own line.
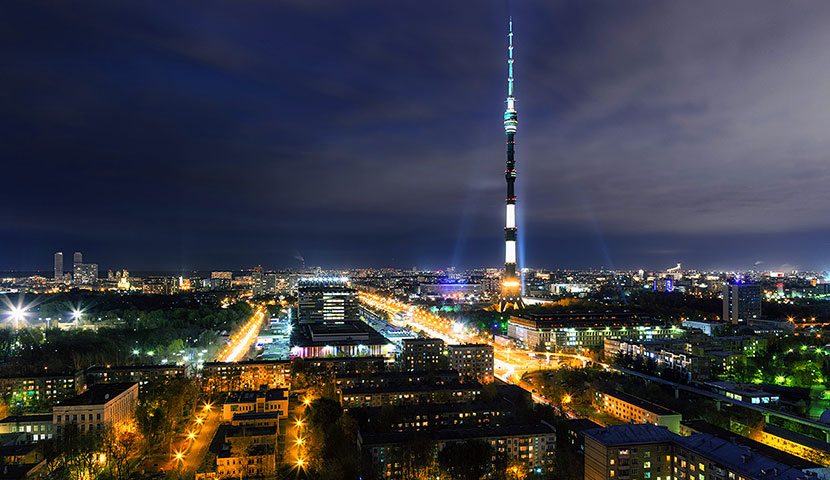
left=174, top=451, right=184, bottom=462
left=296, top=459, right=305, bottom=468
left=295, top=419, right=304, bottom=428
left=195, top=417, right=203, bottom=425
left=203, top=402, right=213, bottom=411
left=303, top=397, right=312, bottom=406
left=187, top=431, right=196, bottom=440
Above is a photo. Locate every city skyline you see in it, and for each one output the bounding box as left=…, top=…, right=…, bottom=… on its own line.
left=4, top=1, right=830, bottom=271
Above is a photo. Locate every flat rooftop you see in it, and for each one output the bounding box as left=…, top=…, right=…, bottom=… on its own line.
left=601, top=389, right=679, bottom=417
left=87, top=364, right=185, bottom=372
left=291, top=321, right=390, bottom=347
left=231, top=412, right=281, bottom=422
left=341, top=381, right=481, bottom=396
left=56, top=383, right=136, bottom=407
left=510, top=312, right=666, bottom=329
left=226, top=388, right=288, bottom=403
left=361, top=423, right=555, bottom=446
left=583, top=423, right=677, bottom=446
left=678, top=434, right=809, bottom=480
left=681, top=420, right=820, bottom=469
left=0, top=414, right=52, bottom=424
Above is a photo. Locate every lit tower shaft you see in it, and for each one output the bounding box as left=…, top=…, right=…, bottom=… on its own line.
left=499, top=18, right=524, bottom=312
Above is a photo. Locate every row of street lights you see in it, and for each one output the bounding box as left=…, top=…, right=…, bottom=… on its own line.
left=172, top=402, right=213, bottom=468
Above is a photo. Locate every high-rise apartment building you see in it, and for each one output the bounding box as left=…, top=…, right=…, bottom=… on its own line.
left=723, top=280, right=762, bottom=325
left=54, top=252, right=63, bottom=280
left=211, top=271, right=232, bottom=290
left=296, top=277, right=358, bottom=324
left=73, top=252, right=82, bottom=267
left=74, top=263, right=98, bottom=284
left=400, top=338, right=445, bottom=372
left=252, top=266, right=265, bottom=296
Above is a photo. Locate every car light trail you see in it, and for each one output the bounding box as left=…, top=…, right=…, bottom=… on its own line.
left=219, top=306, right=266, bottom=362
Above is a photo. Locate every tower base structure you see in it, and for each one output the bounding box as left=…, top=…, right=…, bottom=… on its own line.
left=496, top=281, right=525, bottom=312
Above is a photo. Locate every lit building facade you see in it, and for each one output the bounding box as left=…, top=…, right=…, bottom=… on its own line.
left=202, top=360, right=291, bottom=393
left=508, top=313, right=683, bottom=352
left=0, top=414, right=54, bottom=442
left=54, top=252, right=63, bottom=280
left=86, top=364, right=187, bottom=392
left=363, top=423, right=555, bottom=478
left=0, top=370, right=84, bottom=404
left=594, top=390, right=682, bottom=433
left=400, top=338, right=445, bottom=372
left=584, top=424, right=816, bottom=480
left=297, top=277, right=359, bottom=324
left=723, top=280, right=762, bottom=325
left=447, top=343, right=494, bottom=383
left=53, top=383, right=139, bottom=436
left=73, top=263, right=98, bottom=284
left=340, top=382, right=482, bottom=408
left=221, top=388, right=289, bottom=422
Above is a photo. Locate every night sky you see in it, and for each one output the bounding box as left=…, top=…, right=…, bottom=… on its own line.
left=3, top=1, right=830, bottom=272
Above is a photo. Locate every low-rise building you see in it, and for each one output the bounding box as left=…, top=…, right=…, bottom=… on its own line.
left=335, top=370, right=460, bottom=390
left=199, top=424, right=277, bottom=480
left=230, top=412, right=280, bottom=428
left=53, top=383, right=139, bottom=436
left=706, top=381, right=781, bottom=405
left=447, top=344, right=494, bottom=383
left=202, top=360, right=291, bottom=393
left=341, top=382, right=482, bottom=409
left=86, top=364, right=187, bottom=391
left=508, top=313, right=683, bottom=352
left=584, top=423, right=676, bottom=480
left=289, top=321, right=395, bottom=358
left=606, top=338, right=710, bottom=380
left=738, top=422, right=830, bottom=468
left=0, top=370, right=84, bottom=404
left=0, top=414, right=54, bottom=442
left=362, top=423, right=555, bottom=478
left=692, top=335, right=767, bottom=358
left=221, top=388, right=289, bottom=422
left=681, top=319, right=725, bottom=336
left=353, top=400, right=515, bottom=434
left=584, top=424, right=817, bottom=480
left=594, top=390, right=682, bottom=433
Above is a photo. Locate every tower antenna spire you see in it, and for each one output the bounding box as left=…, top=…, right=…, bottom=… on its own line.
left=498, top=17, right=524, bottom=312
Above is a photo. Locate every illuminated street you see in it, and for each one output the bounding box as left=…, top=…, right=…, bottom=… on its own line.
left=358, top=291, right=592, bottom=395
left=179, top=408, right=221, bottom=475
left=218, top=304, right=266, bottom=362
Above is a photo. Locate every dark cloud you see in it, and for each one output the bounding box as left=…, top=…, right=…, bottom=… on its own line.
left=1, top=0, right=829, bottom=271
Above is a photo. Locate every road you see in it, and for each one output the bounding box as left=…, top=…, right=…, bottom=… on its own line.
left=179, top=409, right=221, bottom=475
left=358, top=292, right=590, bottom=399
left=360, top=292, right=830, bottom=440
left=218, top=304, right=266, bottom=362
left=284, top=398, right=311, bottom=471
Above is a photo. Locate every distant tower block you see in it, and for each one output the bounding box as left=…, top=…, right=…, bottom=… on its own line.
left=54, top=252, right=63, bottom=280
left=498, top=18, right=525, bottom=313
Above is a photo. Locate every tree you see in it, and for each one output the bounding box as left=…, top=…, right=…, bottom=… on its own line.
left=306, top=398, right=360, bottom=480
left=436, top=440, right=494, bottom=480
left=101, top=422, right=140, bottom=480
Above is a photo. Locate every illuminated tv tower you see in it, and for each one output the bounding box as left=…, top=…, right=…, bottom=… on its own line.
left=498, top=17, right=525, bottom=312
